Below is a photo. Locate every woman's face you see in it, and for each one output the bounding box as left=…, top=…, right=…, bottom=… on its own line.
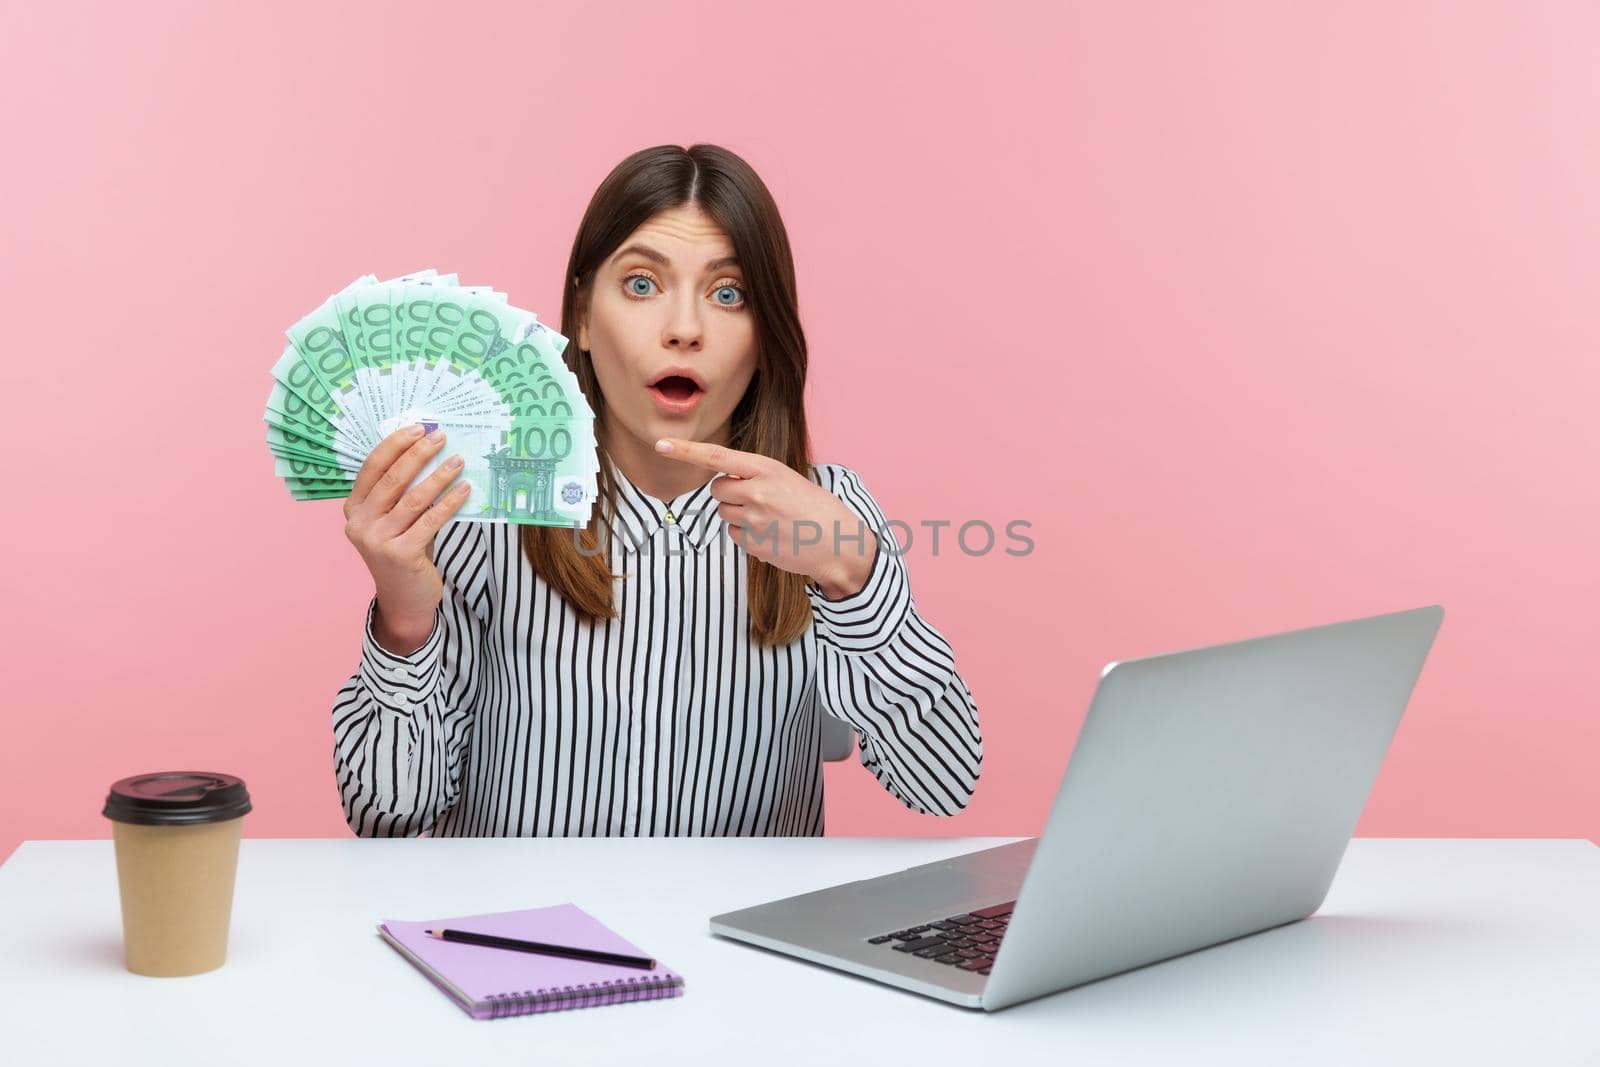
left=578, top=203, right=758, bottom=457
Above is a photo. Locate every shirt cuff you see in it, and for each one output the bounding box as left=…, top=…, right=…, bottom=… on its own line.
left=358, top=596, right=443, bottom=713
left=806, top=534, right=913, bottom=654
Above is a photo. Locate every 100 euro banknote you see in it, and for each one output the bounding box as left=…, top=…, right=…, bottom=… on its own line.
left=263, top=269, right=600, bottom=527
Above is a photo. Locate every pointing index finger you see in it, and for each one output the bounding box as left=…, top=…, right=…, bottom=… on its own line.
left=655, top=438, right=764, bottom=479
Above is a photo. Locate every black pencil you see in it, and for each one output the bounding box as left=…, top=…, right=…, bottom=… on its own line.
left=424, top=928, right=656, bottom=969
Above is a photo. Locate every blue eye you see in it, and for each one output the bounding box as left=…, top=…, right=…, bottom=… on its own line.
left=622, top=272, right=744, bottom=310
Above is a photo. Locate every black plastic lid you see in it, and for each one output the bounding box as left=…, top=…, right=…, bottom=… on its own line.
left=103, top=772, right=252, bottom=826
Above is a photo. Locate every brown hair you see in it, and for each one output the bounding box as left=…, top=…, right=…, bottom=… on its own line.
left=520, top=144, right=815, bottom=646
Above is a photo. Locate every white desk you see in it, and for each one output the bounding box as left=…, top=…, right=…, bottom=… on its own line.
left=1, top=837, right=1596, bottom=1065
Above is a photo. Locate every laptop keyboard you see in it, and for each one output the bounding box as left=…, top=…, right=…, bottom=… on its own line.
left=864, top=901, right=1015, bottom=976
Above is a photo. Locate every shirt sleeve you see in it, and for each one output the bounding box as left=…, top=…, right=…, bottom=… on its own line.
left=806, top=464, right=984, bottom=816
left=330, top=520, right=490, bottom=837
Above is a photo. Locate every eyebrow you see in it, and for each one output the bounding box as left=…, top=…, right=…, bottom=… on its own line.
left=613, top=243, right=741, bottom=273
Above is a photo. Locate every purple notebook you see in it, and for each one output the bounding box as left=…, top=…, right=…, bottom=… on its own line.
left=377, top=903, right=686, bottom=1020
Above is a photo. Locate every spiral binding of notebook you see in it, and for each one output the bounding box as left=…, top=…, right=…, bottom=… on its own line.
left=484, top=974, right=686, bottom=1018
left=378, top=904, right=686, bottom=1021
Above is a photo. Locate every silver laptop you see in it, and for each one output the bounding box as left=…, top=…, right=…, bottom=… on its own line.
left=709, top=604, right=1444, bottom=1011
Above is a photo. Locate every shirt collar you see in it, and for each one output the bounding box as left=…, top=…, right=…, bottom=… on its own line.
left=601, top=453, right=727, bottom=553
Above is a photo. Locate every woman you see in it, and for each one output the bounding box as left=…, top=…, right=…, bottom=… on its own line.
left=332, top=144, right=983, bottom=837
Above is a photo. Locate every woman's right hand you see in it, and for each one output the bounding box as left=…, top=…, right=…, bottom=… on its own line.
left=343, top=424, right=473, bottom=655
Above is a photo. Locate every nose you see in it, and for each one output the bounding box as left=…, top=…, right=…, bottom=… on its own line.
left=664, top=327, right=702, bottom=351
left=663, top=295, right=704, bottom=351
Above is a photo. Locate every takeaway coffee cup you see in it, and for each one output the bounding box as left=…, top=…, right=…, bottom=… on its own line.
left=102, top=772, right=252, bottom=977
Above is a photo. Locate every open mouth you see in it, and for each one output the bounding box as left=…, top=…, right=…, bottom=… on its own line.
left=650, top=376, right=703, bottom=401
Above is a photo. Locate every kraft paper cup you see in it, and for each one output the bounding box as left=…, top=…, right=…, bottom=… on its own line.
left=102, top=772, right=252, bottom=977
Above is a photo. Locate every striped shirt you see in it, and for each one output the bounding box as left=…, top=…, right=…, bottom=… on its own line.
left=331, top=456, right=983, bottom=837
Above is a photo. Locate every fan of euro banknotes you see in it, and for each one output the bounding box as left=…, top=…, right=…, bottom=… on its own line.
left=263, top=269, right=599, bottom=527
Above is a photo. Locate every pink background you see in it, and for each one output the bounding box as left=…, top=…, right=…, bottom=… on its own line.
left=1, top=2, right=1595, bottom=865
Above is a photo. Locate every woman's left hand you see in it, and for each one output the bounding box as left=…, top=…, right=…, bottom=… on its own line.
left=655, top=437, right=877, bottom=599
